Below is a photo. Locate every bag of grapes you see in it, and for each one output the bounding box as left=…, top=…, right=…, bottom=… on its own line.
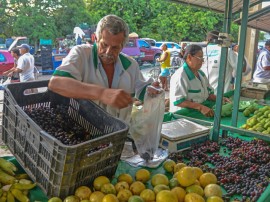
left=130, top=86, right=165, bottom=161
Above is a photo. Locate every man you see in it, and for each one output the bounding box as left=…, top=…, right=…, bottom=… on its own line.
left=253, top=39, right=270, bottom=83
left=5, top=44, right=35, bottom=83
left=201, top=30, right=248, bottom=94
left=49, top=15, right=159, bottom=123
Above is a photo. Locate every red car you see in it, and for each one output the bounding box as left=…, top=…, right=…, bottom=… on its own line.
left=0, top=50, right=14, bottom=79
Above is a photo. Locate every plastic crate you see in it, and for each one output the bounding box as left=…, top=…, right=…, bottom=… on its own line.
left=1, top=80, right=129, bottom=198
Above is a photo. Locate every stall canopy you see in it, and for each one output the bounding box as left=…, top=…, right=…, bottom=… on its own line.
left=169, top=0, right=265, bottom=13
left=235, top=5, right=270, bottom=32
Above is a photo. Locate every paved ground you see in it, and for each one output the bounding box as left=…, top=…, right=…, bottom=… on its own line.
left=0, top=65, right=167, bottom=157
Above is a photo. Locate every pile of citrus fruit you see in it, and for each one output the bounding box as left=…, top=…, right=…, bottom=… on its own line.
left=48, top=159, right=223, bottom=202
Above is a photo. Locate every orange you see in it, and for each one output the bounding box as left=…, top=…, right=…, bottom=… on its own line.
left=151, top=174, right=169, bottom=187
left=75, top=186, right=92, bottom=200
left=156, top=190, right=178, bottom=202
left=117, top=189, right=132, bottom=202
left=89, top=191, right=105, bottom=202
left=171, top=187, right=186, bottom=202
left=185, top=193, right=205, bottom=202
left=117, top=173, right=133, bottom=185
left=206, top=196, right=224, bottom=202
left=193, top=167, right=204, bottom=179
left=204, top=184, right=222, bottom=198
left=100, top=183, right=116, bottom=195
left=130, top=181, right=146, bottom=195
left=140, top=189, right=155, bottom=202
left=163, top=159, right=176, bottom=173
left=102, top=194, right=119, bottom=202
left=199, top=173, right=217, bottom=188
left=177, top=167, right=197, bottom=187
left=135, top=169, right=151, bottom=183
left=174, top=163, right=187, bottom=173
left=114, top=181, right=129, bottom=193
left=93, top=176, right=110, bottom=191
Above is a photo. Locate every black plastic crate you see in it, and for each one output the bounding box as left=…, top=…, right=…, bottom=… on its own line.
left=1, top=80, right=129, bottom=198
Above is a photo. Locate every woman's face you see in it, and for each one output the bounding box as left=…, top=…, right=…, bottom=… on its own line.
left=188, top=50, right=204, bottom=71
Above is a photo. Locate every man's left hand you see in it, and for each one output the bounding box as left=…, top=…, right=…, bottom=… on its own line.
left=147, top=84, right=162, bottom=97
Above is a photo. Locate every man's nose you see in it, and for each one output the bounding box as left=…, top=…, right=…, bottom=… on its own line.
left=105, top=46, right=112, bottom=54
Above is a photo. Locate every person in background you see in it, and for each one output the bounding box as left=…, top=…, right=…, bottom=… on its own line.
left=169, top=44, right=230, bottom=117
left=253, top=39, right=270, bottom=83
left=4, top=44, right=35, bottom=83
left=179, top=42, right=187, bottom=58
left=156, top=43, right=171, bottom=91
left=48, top=15, right=160, bottom=124
left=230, top=43, right=251, bottom=88
left=201, top=30, right=248, bottom=94
left=3, top=48, right=20, bottom=82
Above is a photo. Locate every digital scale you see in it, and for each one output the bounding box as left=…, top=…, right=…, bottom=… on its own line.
left=160, top=119, right=210, bottom=153
left=241, top=79, right=270, bottom=100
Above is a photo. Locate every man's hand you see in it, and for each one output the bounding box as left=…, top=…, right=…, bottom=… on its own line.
left=99, top=88, right=133, bottom=109
left=200, top=105, right=214, bottom=117
left=147, top=85, right=162, bottom=97
left=7, top=72, right=13, bottom=77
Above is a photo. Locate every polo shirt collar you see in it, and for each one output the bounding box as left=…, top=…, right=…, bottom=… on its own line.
left=183, top=62, right=195, bottom=80
left=92, top=43, right=131, bottom=70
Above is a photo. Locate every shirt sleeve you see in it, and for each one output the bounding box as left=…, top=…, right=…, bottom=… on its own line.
left=16, top=57, right=25, bottom=71
left=135, top=66, right=153, bottom=101
left=262, top=53, right=270, bottom=68
left=53, top=46, right=88, bottom=81
left=171, top=73, right=189, bottom=106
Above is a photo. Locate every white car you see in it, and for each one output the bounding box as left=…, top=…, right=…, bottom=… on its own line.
left=155, top=42, right=181, bottom=53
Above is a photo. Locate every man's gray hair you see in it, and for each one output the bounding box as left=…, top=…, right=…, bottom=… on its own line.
left=96, top=15, right=129, bottom=47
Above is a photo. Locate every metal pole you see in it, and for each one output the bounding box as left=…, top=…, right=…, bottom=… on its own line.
left=231, top=0, right=250, bottom=127
left=211, top=0, right=233, bottom=142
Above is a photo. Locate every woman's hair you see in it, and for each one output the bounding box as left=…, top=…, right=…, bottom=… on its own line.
left=11, top=48, right=20, bottom=56
left=183, top=44, right=202, bottom=60
left=96, top=15, right=129, bottom=47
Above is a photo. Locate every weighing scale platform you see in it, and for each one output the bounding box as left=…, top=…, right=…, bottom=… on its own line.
left=241, top=80, right=270, bottom=99
left=160, top=118, right=210, bottom=153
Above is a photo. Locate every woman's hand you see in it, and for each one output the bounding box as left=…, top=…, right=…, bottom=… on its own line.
left=200, top=105, right=214, bottom=117
left=222, top=97, right=231, bottom=104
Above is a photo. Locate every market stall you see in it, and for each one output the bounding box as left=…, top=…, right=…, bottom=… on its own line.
left=1, top=1, right=270, bottom=202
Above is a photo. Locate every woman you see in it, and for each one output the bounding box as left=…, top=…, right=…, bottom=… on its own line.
left=156, top=43, right=170, bottom=91
left=169, top=44, right=230, bottom=117
left=3, top=48, right=20, bottom=81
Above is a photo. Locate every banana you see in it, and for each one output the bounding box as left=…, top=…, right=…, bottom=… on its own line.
left=12, top=183, right=36, bottom=190
left=0, top=169, right=16, bottom=185
left=15, top=174, right=29, bottom=180
left=0, top=158, right=17, bottom=176
left=7, top=191, right=15, bottom=202
left=11, top=189, right=29, bottom=202
left=0, top=194, right=6, bottom=202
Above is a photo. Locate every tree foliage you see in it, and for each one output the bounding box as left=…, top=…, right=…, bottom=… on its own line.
left=0, top=0, right=240, bottom=46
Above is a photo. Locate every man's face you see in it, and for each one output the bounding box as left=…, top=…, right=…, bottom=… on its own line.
left=97, top=29, right=125, bottom=65
left=19, top=48, right=27, bottom=55
left=266, top=45, right=270, bottom=51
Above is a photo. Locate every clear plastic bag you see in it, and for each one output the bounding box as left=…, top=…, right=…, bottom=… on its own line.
left=130, top=86, right=165, bottom=161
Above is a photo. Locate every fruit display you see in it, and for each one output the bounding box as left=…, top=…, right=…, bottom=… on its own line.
left=169, top=138, right=270, bottom=201
left=24, top=105, right=91, bottom=146
left=47, top=163, right=224, bottom=202
left=240, top=105, right=270, bottom=135
left=0, top=157, right=37, bottom=202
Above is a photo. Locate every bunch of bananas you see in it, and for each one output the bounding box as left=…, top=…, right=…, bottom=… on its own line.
left=0, top=158, right=36, bottom=202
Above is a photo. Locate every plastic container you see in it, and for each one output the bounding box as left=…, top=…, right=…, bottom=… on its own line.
left=1, top=80, right=129, bottom=198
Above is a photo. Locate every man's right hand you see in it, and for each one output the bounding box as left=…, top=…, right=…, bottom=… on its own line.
left=100, top=88, right=133, bottom=109
left=200, top=105, right=214, bottom=117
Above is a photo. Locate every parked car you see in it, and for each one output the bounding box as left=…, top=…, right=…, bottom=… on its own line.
left=122, top=38, right=162, bottom=65
left=141, top=38, right=156, bottom=46
left=0, top=50, right=14, bottom=79
left=0, top=44, right=7, bottom=50
left=155, top=42, right=181, bottom=53
left=122, top=37, right=144, bottom=65
left=138, top=39, right=162, bottom=64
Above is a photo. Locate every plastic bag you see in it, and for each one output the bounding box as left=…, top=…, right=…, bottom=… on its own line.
left=0, top=77, right=11, bottom=90
left=129, top=86, right=165, bottom=161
